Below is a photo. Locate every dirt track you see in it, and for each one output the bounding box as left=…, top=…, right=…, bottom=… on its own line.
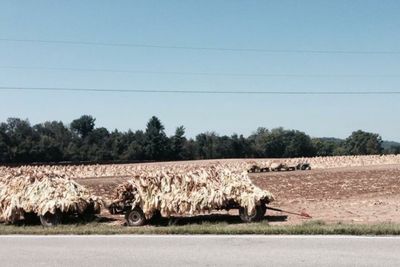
left=76, top=164, right=400, bottom=225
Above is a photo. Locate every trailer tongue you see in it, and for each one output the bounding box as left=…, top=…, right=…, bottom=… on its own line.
left=266, top=206, right=312, bottom=218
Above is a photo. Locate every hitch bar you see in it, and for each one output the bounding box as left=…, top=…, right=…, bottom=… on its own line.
left=266, top=206, right=312, bottom=218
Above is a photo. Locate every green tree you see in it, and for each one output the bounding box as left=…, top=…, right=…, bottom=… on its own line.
left=345, top=130, right=383, bottom=155
left=283, top=130, right=315, bottom=157
left=312, top=138, right=344, bottom=156
left=85, top=127, right=112, bottom=161
left=0, top=125, right=10, bottom=162
left=70, top=115, right=96, bottom=138
left=248, top=127, right=270, bottom=157
left=32, top=135, right=63, bottom=162
left=171, top=126, right=186, bottom=160
left=215, top=135, right=234, bottom=158
left=260, top=128, right=286, bottom=157
left=195, top=132, right=219, bottom=159
left=3, top=118, right=37, bottom=163
left=231, top=134, right=252, bottom=158
left=248, top=127, right=315, bottom=158
left=182, top=139, right=198, bottom=159
left=33, top=121, right=72, bottom=162
left=144, top=116, right=168, bottom=160
left=121, top=130, right=146, bottom=160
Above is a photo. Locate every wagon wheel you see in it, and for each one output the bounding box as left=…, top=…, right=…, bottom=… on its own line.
left=39, top=211, right=62, bottom=227
left=239, top=205, right=266, bottom=223
left=125, top=207, right=146, bottom=226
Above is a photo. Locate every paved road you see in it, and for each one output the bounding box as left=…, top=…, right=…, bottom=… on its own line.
left=1, top=235, right=399, bottom=266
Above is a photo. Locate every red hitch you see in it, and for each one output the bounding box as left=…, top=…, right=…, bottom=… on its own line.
left=266, top=206, right=312, bottom=218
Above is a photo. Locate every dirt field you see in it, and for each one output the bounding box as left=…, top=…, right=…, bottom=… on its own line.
left=75, top=162, right=400, bottom=226
left=252, top=164, right=400, bottom=225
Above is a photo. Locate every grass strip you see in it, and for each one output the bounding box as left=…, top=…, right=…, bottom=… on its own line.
left=1, top=220, right=400, bottom=235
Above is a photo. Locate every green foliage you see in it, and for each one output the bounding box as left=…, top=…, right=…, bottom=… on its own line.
left=2, top=118, right=36, bottom=163
left=122, top=130, right=146, bottom=160
left=144, top=116, right=168, bottom=160
left=282, top=129, right=315, bottom=157
left=171, top=126, right=186, bottom=160
left=70, top=115, right=95, bottom=138
left=0, top=127, right=10, bottom=162
left=345, top=130, right=383, bottom=155
left=312, top=138, right=345, bottom=156
left=0, top=116, right=395, bottom=164
left=195, top=132, right=219, bottom=159
left=248, top=127, right=315, bottom=158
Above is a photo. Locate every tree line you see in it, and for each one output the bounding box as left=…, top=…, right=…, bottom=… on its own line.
left=0, top=115, right=398, bottom=164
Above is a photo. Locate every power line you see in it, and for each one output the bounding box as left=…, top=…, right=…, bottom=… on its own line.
left=0, top=86, right=399, bottom=95
left=1, top=65, right=400, bottom=78
left=1, top=38, right=399, bottom=55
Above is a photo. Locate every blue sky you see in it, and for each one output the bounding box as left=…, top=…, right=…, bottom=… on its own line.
left=0, top=1, right=399, bottom=141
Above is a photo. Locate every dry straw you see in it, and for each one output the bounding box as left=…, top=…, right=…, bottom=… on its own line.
left=0, top=168, right=101, bottom=223
left=112, top=165, right=274, bottom=219
left=2, top=155, right=399, bottom=179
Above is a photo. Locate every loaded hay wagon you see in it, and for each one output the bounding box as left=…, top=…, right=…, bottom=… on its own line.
left=108, top=166, right=275, bottom=226
left=0, top=169, right=102, bottom=226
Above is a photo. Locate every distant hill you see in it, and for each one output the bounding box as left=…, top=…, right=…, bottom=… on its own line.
left=314, top=138, right=400, bottom=151
left=382, top=141, right=400, bottom=150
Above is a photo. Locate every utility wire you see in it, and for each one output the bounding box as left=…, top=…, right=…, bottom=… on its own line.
left=0, top=86, right=399, bottom=95
left=0, top=38, right=399, bottom=54
left=1, top=66, right=399, bottom=78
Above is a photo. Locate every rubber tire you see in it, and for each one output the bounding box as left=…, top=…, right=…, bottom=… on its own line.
left=239, top=205, right=266, bottom=223
left=125, top=207, right=146, bottom=226
left=40, top=212, right=62, bottom=227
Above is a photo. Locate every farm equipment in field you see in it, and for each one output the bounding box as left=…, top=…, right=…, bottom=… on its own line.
left=296, top=163, right=311, bottom=170
left=281, top=163, right=297, bottom=171
left=248, top=162, right=312, bottom=173
left=248, top=165, right=270, bottom=173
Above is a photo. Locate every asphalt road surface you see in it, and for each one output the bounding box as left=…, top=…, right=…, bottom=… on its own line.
left=1, top=235, right=399, bottom=267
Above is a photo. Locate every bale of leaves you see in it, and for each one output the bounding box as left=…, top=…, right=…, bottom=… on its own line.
left=0, top=168, right=102, bottom=224
left=111, top=166, right=274, bottom=219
